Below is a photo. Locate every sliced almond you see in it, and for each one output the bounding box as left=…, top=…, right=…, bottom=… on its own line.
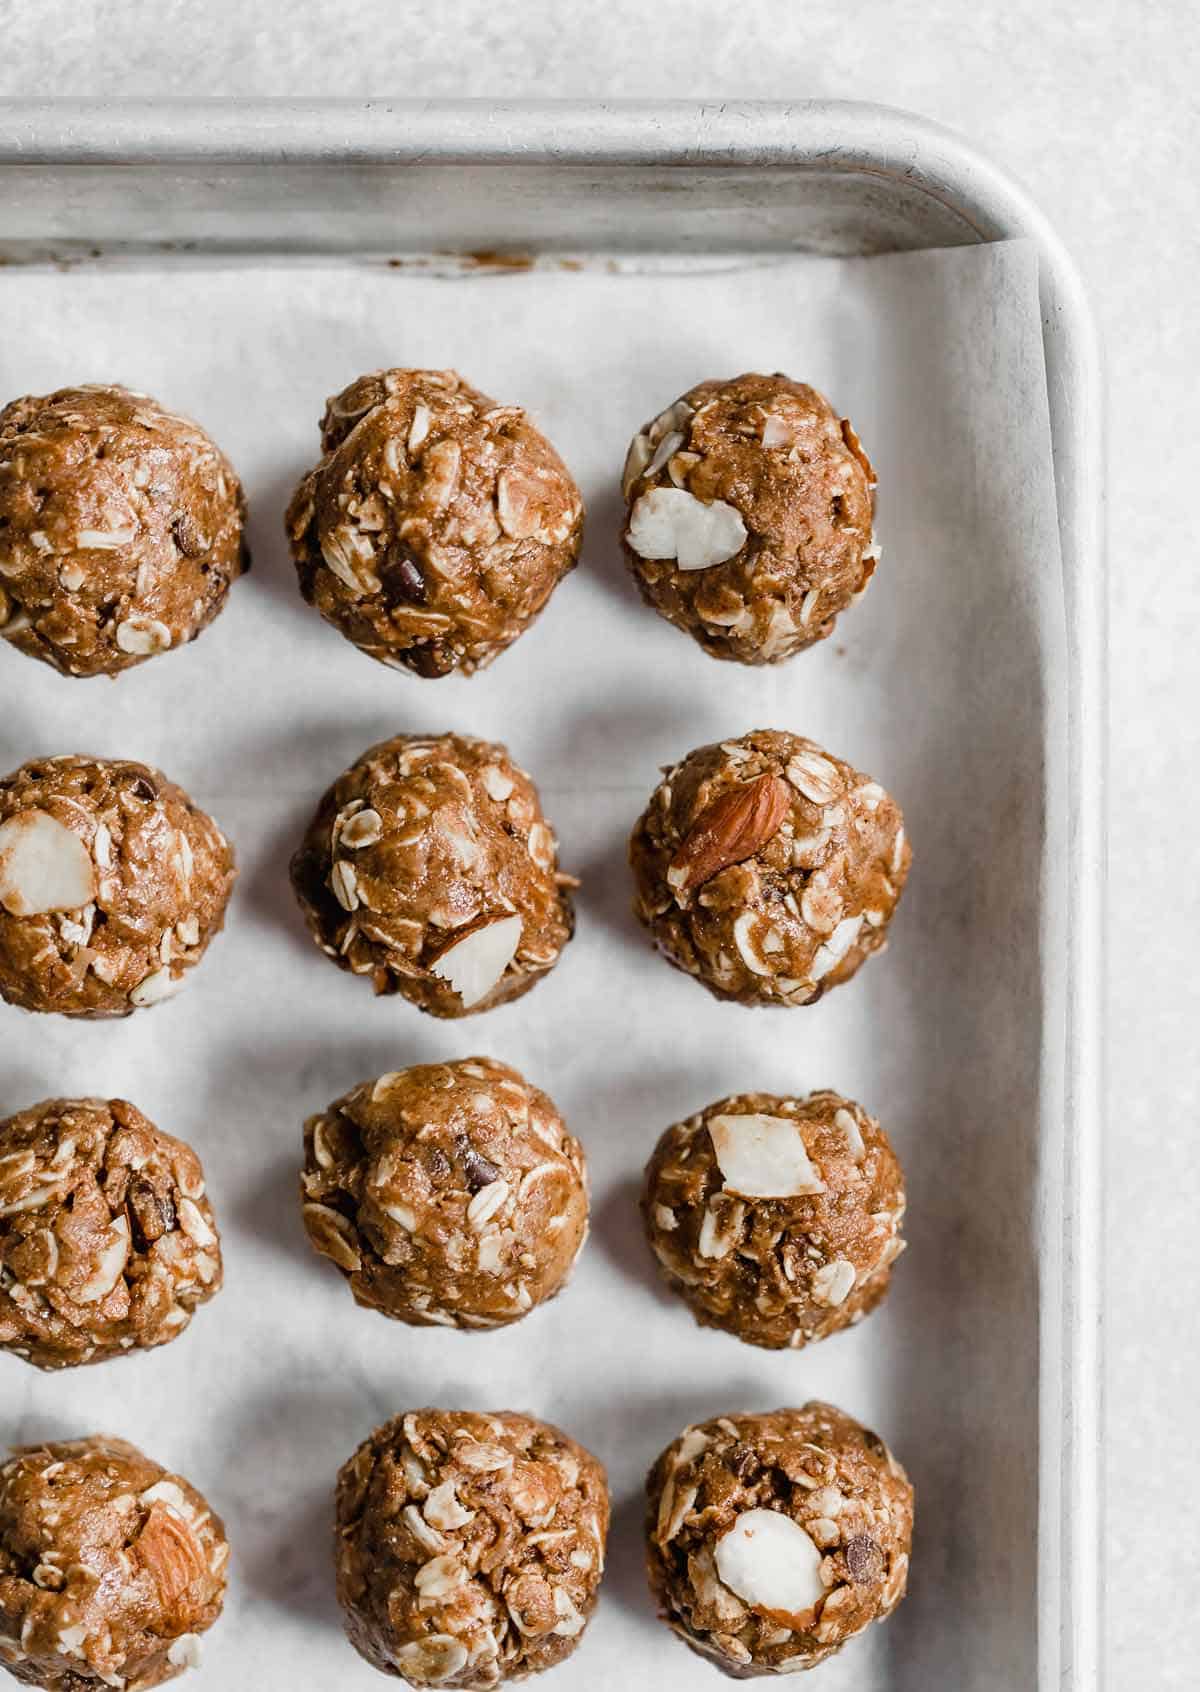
left=668, top=774, right=790, bottom=897
left=626, top=487, right=746, bottom=570
left=812, top=1258, right=857, bottom=1307
left=714, top=1508, right=825, bottom=1622
left=115, top=616, right=172, bottom=656
left=0, top=811, right=96, bottom=917
left=811, top=914, right=864, bottom=981
left=430, top=913, right=522, bottom=1008
left=129, top=967, right=184, bottom=1009
left=709, top=1114, right=825, bottom=1199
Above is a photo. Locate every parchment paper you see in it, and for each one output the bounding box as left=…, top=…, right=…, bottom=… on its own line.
left=0, top=243, right=1065, bottom=1692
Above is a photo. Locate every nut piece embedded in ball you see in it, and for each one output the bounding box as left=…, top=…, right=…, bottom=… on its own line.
left=629, top=729, right=910, bottom=1006
left=0, top=754, right=236, bottom=1018
left=336, top=1409, right=609, bottom=1687
left=621, top=373, right=878, bottom=664
left=290, top=732, right=575, bottom=1018
left=0, top=1434, right=228, bottom=1689
left=0, top=385, right=248, bottom=678
left=645, top=1404, right=912, bottom=1676
left=286, top=368, right=584, bottom=677
left=301, top=1058, right=588, bottom=1330
left=642, top=1090, right=904, bottom=1350
left=0, top=1097, right=222, bottom=1369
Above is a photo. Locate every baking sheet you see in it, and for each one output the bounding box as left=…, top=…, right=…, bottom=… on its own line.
left=0, top=243, right=1066, bottom=1692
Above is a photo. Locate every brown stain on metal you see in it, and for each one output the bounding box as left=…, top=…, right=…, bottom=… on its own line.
left=387, top=251, right=585, bottom=274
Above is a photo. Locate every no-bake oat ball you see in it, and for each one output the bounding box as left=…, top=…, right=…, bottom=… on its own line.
left=641, top=1091, right=904, bottom=1351
left=301, top=1058, right=588, bottom=1330
left=629, top=729, right=909, bottom=1007
left=0, top=1097, right=222, bottom=1370
left=646, top=1405, right=912, bottom=1677
left=336, top=1409, right=609, bottom=1688
left=0, top=385, right=247, bottom=678
left=0, top=1434, right=228, bottom=1691
left=621, top=373, right=878, bottom=664
left=290, top=732, right=575, bottom=1018
left=0, top=755, right=236, bottom=1018
left=286, top=368, right=583, bottom=677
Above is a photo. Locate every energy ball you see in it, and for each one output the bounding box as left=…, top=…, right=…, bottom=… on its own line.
left=301, top=1057, right=588, bottom=1330
left=641, top=1091, right=904, bottom=1350
left=0, top=754, right=236, bottom=1018
left=336, top=1409, right=609, bottom=1688
left=0, top=384, right=247, bottom=678
left=621, top=373, right=877, bottom=664
left=629, top=729, right=910, bottom=1007
left=0, top=1434, right=228, bottom=1690
left=646, top=1405, right=912, bottom=1676
left=0, top=1097, right=221, bottom=1370
left=286, top=368, right=583, bottom=678
left=290, top=732, right=575, bottom=1018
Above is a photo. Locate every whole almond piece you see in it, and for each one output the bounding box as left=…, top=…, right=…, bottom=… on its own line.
left=667, top=772, right=791, bottom=898
left=134, top=1505, right=207, bottom=1605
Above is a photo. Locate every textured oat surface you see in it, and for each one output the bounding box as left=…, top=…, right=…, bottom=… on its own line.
left=301, top=1058, right=587, bottom=1330
left=646, top=1405, right=912, bottom=1676
left=630, top=730, right=909, bottom=1007
left=290, top=732, right=575, bottom=1018
left=622, top=374, right=876, bottom=664
left=336, top=1410, right=608, bottom=1688
left=0, top=1098, right=221, bottom=1371
left=642, top=1092, right=904, bottom=1351
left=0, top=1434, right=227, bottom=1690
left=0, top=756, right=236, bottom=1018
left=287, top=368, right=582, bottom=678
left=0, top=386, right=246, bottom=679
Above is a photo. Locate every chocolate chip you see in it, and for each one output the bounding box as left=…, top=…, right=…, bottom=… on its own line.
left=845, top=1534, right=884, bottom=1584
left=728, top=1442, right=759, bottom=1482
left=455, top=1133, right=501, bottom=1193
left=379, top=546, right=428, bottom=605
left=171, top=512, right=204, bottom=557
left=406, top=642, right=450, bottom=678
left=128, top=1177, right=175, bottom=1248
left=861, top=1428, right=886, bottom=1458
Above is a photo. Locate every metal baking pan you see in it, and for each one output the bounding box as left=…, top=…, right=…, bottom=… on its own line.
left=0, top=100, right=1104, bottom=1691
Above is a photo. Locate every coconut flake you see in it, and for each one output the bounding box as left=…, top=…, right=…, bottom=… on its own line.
left=626, top=487, right=746, bottom=571
left=714, top=1508, right=825, bottom=1620
left=0, top=811, right=96, bottom=917
left=430, top=914, right=522, bottom=1008
left=708, top=1114, right=825, bottom=1199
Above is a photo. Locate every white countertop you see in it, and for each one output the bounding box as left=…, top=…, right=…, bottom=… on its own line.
left=1, top=4, right=1194, bottom=1686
